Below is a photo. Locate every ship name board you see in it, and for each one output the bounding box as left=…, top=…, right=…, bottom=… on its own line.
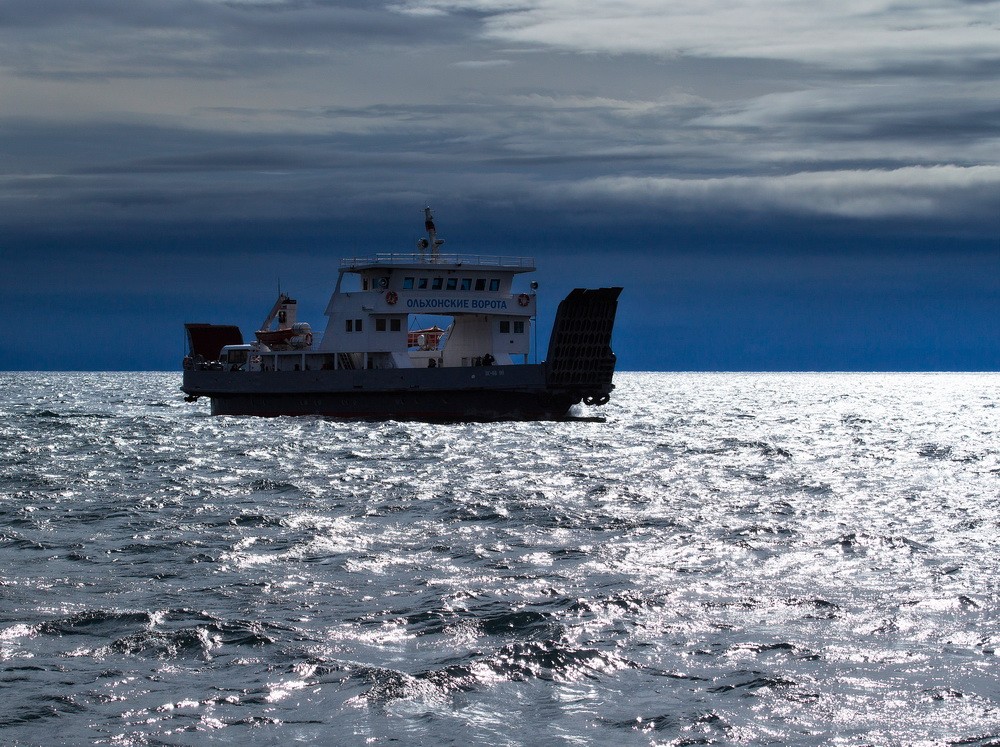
left=405, top=297, right=510, bottom=310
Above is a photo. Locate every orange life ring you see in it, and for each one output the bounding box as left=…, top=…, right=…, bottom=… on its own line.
left=385, top=291, right=398, bottom=305
left=517, top=293, right=530, bottom=307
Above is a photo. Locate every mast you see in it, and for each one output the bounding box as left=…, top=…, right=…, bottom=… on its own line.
left=420, top=206, right=444, bottom=261
left=258, top=292, right=295, bottom=332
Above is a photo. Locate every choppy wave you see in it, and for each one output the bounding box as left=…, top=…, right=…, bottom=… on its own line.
left=1, top=372, right=999, bottom=745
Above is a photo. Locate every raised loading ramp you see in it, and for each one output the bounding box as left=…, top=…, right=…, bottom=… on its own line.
left=545, top=287, right=622, bottom=402
left=185, top=323, right=243, bottom=361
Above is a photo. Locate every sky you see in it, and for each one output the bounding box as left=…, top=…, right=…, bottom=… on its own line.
left=1, top=0, right=998, bottom=371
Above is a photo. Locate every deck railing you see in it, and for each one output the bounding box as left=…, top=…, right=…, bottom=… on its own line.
left=340, top=253, right=535, bottom=269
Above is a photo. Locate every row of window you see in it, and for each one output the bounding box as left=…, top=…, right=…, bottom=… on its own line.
left=346, top=318, right=524, bottom=334
left=346, top=318, right=404, bottom=332
left=401, top=277, right=502, bottom=291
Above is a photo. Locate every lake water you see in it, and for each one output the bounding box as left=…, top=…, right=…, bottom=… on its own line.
left=1, top=372, right=998, bottom=745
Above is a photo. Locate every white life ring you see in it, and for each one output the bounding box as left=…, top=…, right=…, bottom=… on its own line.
left=385, top=291, right=398, bottom=305
left=517, top=293, right=530, bottom=307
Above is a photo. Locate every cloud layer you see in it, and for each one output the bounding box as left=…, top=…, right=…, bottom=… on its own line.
left=396, top=0, right=1000, bottom=69
left=2, top=1, right=998, bottom=231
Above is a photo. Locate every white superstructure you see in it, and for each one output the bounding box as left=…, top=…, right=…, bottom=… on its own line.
left=295, top=209, right=536, bottom=371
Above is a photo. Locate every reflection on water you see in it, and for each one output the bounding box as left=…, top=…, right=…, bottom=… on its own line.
left=0, top=372, right=998, bottom=745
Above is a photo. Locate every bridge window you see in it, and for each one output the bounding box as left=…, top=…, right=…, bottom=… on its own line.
left=346, top=319, right=353, bottom=332
left=446, top=278, right=458, bottom=290
left=499, top=321, right=510, bottom=333
left=390, top=318, right=401, bottom=332
left=355, top=319, right=363, bottom=331
left=460, top=278, right=472, bottom=291
left=403, top=277, right=414, bottom=289
left=432, top=277, right=443, bottom=290
left=489, top=279, right=501, bottom=291
left=514, top=321, right=525, bottom=333
left=376, top=318, right=386, bottom=332
left=418, top=277, right=428, bottom=289
left=475, top=278, right=486, bottom=291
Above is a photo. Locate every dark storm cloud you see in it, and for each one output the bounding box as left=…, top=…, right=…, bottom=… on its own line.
left=0, top=0, right=423, bottom=40
left=0, top=0, right=462, bottom=80
left=700, top=82, right=1000, bottom=148
left=2, top=0, right=997, bottom=230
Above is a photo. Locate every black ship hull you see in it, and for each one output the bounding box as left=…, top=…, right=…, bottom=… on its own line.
left=183, top=364, right=599, bottom=420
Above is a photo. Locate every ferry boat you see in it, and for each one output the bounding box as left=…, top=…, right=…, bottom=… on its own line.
left=181, top=209, right=621, bottom=420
